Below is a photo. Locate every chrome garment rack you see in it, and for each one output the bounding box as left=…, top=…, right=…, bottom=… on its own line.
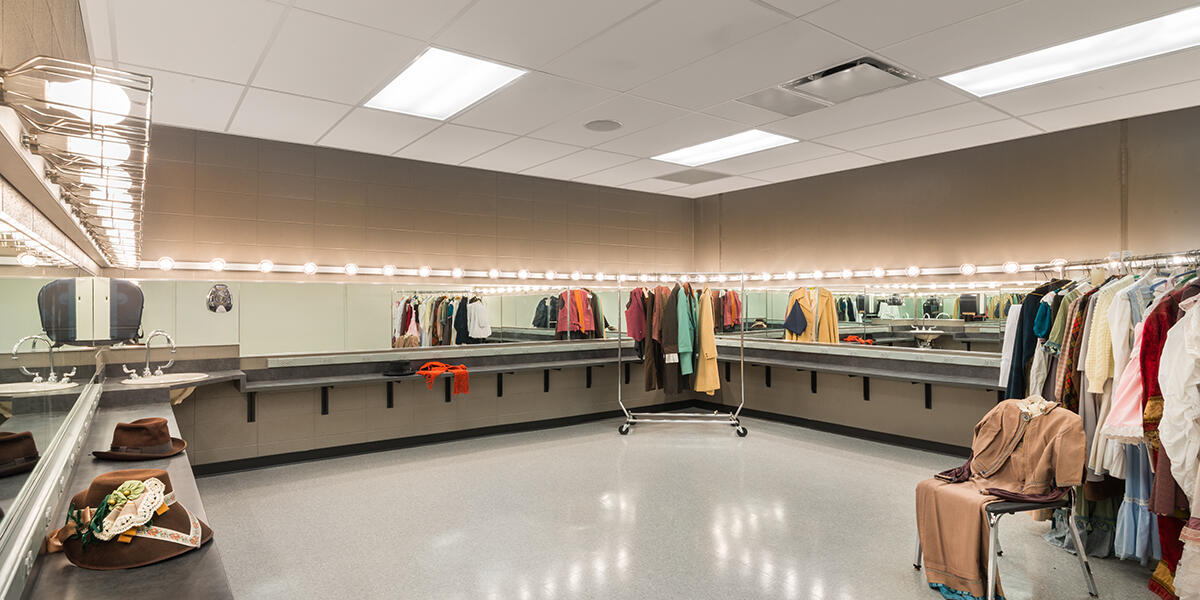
left=615, top=272, right=747, bottom=437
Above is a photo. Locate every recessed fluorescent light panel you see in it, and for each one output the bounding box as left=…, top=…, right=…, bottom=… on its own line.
left=942, top=6, right=1200, bottom=96
left=366, top=48, right=526, bottom=120
left=652, top=129, right=797, bottom=167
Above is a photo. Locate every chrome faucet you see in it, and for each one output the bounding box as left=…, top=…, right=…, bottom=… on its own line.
left=11, top=335, right=74, bottom=383
left=142, top=330, right=176, bottom=377
left=935, top=312, right=951, bottom=319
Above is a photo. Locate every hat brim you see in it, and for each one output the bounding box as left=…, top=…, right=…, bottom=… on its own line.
left=92, top=438, right=186, bottom=461
left=61, top=495, right=214, bottom=570
left=0, top=457, right=38, bottom=478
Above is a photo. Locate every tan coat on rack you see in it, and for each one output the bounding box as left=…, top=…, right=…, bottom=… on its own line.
left=784, top=287, right=839, bottom=343
left=695, top=288, right=720, bottom=395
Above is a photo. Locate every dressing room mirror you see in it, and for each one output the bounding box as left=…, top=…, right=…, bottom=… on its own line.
left=0, top=271, right=98, bottom=524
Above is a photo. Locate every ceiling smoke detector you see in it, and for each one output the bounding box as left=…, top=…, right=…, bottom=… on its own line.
left=584, top=119, right=622, bottom=132
left=738, top=57, right=920, bottom=117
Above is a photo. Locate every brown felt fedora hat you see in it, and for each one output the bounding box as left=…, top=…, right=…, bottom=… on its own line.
left=93, top=418, right=186, bottom=461
left=56, top=469, right=213, bottom=570
left=0, top=431, right=39, bottom=477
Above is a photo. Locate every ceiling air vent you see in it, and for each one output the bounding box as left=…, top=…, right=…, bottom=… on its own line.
left=783, top=57, right=918, bottom=103
left=655, top=170, right=727, bottom=185
left=737, top=57, right=920, bottom=117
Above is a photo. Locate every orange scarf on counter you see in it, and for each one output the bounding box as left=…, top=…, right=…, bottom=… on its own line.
left=416, top=362, right=470, bottom=395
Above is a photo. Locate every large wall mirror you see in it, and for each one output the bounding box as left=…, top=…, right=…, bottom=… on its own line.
left=0, top=267, right=99, bottom=525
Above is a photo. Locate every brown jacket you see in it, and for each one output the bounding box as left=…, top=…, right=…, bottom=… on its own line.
left=916, top=399, right=1085, bottom=598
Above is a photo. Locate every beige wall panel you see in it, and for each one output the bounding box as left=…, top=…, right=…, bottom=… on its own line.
left=1126, top=107, right=1200, bottom=255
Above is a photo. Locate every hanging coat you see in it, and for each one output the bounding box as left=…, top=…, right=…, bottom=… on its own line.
left=662, top=285, right=683, bottom=395
left=643, top=289, right=662, bottom=392
left=678, top=284, right=698, bottom=377
left=695, top=288, right=720, bottom=395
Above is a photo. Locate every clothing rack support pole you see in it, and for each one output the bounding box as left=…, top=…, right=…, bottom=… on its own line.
left=733, top=272, right=747, bottom=420
left=616, top=276, right=630, bottom=420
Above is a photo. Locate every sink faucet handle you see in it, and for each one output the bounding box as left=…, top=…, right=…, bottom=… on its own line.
left=122, top=363, right=141, bottom=379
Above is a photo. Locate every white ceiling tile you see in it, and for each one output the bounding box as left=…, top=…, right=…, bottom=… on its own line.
left=113, top=0, right=284, bottom=82
left=763, top=80, right=969, bottom=140
left=319, top=108, right=440, bottom=155
left=394, top=124, right=515, bottom=165
left=293, top=0, right=472, bottom=40
left=804, top=0, right=1019, bottom=49
left=229, top=88, right=349, bottom=144
left=452, top=73, right=616, bottom=135
left=1022, top=78, right=1200, bottom=132
left=81, top=0, right=112, bottom=60
left=596, top=112, right=745, bottom=157
left=632, top=19, right=862, bottom=110
left=464, top=138, right=580, bottom=172
left=705, top=141, right=841, bottom=175
left=981, top=47, right=1200, bottom=116
left=124, top=66, right=244, bottom=132
left=529, top=94, right=687, bottom=147
left=669, top=176, right=768, bottom=198
left=620, top=178, right=689, bottom=193
left=746, top=152, right=881, bottom=182
left=521, top=149, right=638, bottom=180
left=758, top=0, right=837, bottom=18
left=574, top=159, right=682, bottom=186
left=814, top=102, right=1007, bottom=150
left=701, top=100, right=788, bottom=126
left=435, top=0, right=654, bottom=68
left=858, top=119, right=1042, bottom=162
left=545, top=0, right=789, bottom=90
left=252, top=10, right=426, bottom=104
left=880, top=0, right=1199, bottom=76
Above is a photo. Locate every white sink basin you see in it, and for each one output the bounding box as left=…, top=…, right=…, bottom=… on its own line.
left=120, top=373, right=209, bottom=386
left=0, top=381, right=81, bottom=395
left=911, top=328, right=945, bottom=347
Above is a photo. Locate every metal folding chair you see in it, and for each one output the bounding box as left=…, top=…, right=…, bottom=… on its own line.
left=913, top=489, right=1098, bottom=599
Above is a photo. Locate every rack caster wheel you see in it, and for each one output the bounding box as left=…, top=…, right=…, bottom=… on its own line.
left=618, top=424, right=631, bottom=435
left=735, top=426, right=748, bottom=437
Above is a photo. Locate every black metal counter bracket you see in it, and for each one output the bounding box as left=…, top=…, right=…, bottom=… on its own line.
left=544, top=369, right=550, bottom=393
left=386, top=382, right=394, bottom=408
left=925, top=383, right=932, bottom=410
left=863, top=376, right=870, bottom=401
left=444, top=378, right=451, bottom=402
left=725, top=362, right=731, bottom=382
left=321, top=386, right=329, bottom=415
left=765, top=365, right=771, bottom=388
left=810, top=371, right=817, bottom=394
left=497, top=373, right=503, bottom=397
left=247, top=392, right=256, bottom=423
left=624, top=363, right=630, bottom=385
left=586, top=366, right=592, bottom=389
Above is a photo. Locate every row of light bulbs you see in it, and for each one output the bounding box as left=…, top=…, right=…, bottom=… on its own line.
left=146, top=257, right=1042, bottom=281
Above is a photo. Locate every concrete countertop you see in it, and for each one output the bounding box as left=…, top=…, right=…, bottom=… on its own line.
left=25, top=392, right=234, bottom=599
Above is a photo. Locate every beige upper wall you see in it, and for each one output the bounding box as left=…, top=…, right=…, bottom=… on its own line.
left=120, top=126, right=693, bottom=282
left=694, top=105, right=1200, bottom=273
left=0, top=0, right=89, bottom=68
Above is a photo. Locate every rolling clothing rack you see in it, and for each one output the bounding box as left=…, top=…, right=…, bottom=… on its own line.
left=613, top=273, right=748, bottom=437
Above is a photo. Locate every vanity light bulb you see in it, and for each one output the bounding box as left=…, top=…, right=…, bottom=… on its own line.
left=259, top=259, right=274, bottom=273
left=639, top=274, right=650, bottom=282
left=1173, top=254, right=1187, bottom=265
left=571, top=271, right=581, bottom=281
left=950, top=282, right=959, bottom=290
left=785, top=271, right=796, bottom=281
left=209, top=258, right=226, bottom=272
left=487, top=268, right=499, bottom=279
left=696, top=274, right=708, bottom=283
left=452, top=267, right=465, bottom=278
left=760, top=272, right=771, bottom=281
left=1050, top=258, right=1068, bottom=268
left=382, top=264, right=396, bottom=277
left=715, top=274, right=727, bottom=283
left=872, top=267, right=885, bottom=278
left=812, top=270, right=824, bottom=280
left=659, top=274, right=671, bottom=282
left=418, top=266, right=432, bottom=278
left=544, top=270, right=557, bottom=281
left=157, top=256, right=175, bottom=271
left=17, top=252, right=37, bottom=267
left=989, top=282, right=999, bottom=289
left=906, top=265, right=921, bottom=277
left=595, top=272, right=606, bottom=282
left=344, top=263, right=358, bottom=276
left=1002, top=261, right=1020, bottom=274
left=959, top=263, right=977, bottom=276
left=841, top=269, right=853, bottom=279
left=968, top=282, right=977, bottom=290
left=303, top=262, right=318, bottom=275
left=517, top=269, right=529, bottom=279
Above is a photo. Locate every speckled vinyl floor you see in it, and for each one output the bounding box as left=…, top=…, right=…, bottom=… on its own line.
left=198, top=415, right=1156, bottom=599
